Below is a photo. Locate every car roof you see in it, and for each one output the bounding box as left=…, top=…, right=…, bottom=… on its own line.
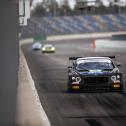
left=33, top=42, right=41, bottom=45
left=76, top=57, right=112, bottom=64
left=77, top=57, right=111, bottom=60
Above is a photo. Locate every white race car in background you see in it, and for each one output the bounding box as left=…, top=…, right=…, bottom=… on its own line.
left=32, top=42, right=42, bottom=50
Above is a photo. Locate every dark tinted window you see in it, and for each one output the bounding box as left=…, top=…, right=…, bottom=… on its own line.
left=76, top=61, right=114, bottom=70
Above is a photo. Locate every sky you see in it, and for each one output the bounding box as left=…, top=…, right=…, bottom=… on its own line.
left=32, top=0, right=126, bottom=8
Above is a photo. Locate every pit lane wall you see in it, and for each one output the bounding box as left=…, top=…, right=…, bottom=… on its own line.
left=93, top=33, right=126, bottom=52
left=16, top=49, right=51, bottom=126
left=94, top=39, right=126, bottom=49
left=20, top=31, right=126, bottom=43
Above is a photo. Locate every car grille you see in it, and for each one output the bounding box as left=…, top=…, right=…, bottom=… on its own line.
left=84, top=77, right=109, bottom=85
left=46, top=47, right=51, bottom=50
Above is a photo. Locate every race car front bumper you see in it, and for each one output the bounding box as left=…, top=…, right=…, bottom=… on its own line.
left=70, top=82, right=123, bottom=92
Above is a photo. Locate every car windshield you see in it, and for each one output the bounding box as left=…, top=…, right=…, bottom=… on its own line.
left=76, top=61, right=114, bottom=70
left=44, top=44, right=53, bottom=48
left=33, top=42, right=41, bottom=45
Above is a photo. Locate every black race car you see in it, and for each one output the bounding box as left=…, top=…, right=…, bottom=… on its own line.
left=67, top=56, right=123, bottom=92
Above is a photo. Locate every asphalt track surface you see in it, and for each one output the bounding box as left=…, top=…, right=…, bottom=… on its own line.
left=22, top=38, right=126, bottom=126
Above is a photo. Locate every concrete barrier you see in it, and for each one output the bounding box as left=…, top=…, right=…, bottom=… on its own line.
left=92, top=39, right=126, bottom=52
left=112, top=34, right=126, bottom=40
left=94, top=39, right=126, bottom=49
left=20, top=31, right=126, bottom=43
left=16, top=50, right=51, bottom=126
left=20, top=38, right=33, bottom=44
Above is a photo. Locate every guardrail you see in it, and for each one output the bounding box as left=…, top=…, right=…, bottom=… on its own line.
left=94, top=39, right=126, bottom=49
left=20, top=31, right=126, bottom=43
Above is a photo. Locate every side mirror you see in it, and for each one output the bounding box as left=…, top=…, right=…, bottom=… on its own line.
left=68, top=66, right=72, bottom=69
left=117, top=62, right=121, bottom=67
left=68, top=66, right=72, bottom=73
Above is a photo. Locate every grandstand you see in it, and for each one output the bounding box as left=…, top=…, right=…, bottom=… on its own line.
left=20, top=14, right=126, bottom=38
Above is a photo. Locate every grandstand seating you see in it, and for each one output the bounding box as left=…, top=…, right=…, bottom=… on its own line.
left=20, top=14, right=126, bottom=38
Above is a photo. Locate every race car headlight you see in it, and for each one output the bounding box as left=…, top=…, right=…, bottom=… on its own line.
left=111, top=75, right=116, bottom=81
left=111, top=75, right=120, bottom=81
left=72, top=77, right=76, bottom=80
left=42, top=48, right=46, bottom=51
left=75, top=77, right=81, bottom=83
left=117, top=75, right=120, bottom=79
left=51, top=47, right=55, bottom=50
